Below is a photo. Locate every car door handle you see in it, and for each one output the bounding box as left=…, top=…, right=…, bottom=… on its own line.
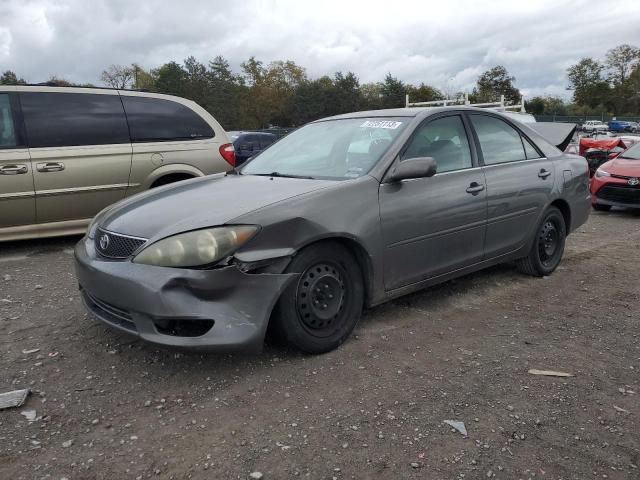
left=36, top=162, right=65, bottom=172
left=0, top=164, right=28, bottom=175
left=466, top=182, right=485, bottom=194
left=538, top=169, right=552, bottom=179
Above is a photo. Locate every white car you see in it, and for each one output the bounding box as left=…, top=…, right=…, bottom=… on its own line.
left=582, top=120, right=609, bottom=133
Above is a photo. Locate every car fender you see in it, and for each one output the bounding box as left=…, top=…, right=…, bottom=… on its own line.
left=138, top=164, right=207, bottom=190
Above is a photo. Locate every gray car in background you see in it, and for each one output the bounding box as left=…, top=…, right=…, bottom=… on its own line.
left=75, top=107, right=591, bottom=354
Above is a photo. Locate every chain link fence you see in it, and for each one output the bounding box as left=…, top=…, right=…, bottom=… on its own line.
left=534, top=115, right=640, bottom=123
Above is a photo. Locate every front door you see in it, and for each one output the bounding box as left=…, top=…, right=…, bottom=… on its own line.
left=0, top=91, right=35, bottom=231
left=379, top=113, right=487, bottom=291
left=19, top=91, right=132, bottom=224
left=467, top=113, right=555, bottom=258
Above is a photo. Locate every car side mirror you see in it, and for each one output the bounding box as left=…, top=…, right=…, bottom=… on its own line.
left=387, top=157, right=437, bottom=182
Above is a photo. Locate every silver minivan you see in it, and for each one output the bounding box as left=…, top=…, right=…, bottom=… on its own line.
left=0, top=85, right=234, bottom=241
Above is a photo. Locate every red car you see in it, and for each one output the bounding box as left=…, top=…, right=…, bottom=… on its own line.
left=590, top=142, right=640, bottom=211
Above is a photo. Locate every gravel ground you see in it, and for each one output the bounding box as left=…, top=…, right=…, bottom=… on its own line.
left=1, top=210, right=639, bottom=480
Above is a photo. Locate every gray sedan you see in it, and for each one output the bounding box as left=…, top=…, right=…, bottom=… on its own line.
left=75, top=107, right=591, bottom=354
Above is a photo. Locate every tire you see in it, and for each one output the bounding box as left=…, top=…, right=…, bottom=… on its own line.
left=516, top=207, right=566, bottom=277
left=271, top=242, right=364, bottom=354
left=593, top=203, right=611, bottom=212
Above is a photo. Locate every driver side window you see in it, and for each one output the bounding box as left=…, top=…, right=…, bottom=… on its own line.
left=401, top=115, right=473, bottom=173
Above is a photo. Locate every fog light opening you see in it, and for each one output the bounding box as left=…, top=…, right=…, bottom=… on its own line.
left=153, top=318, right=215, bottom=337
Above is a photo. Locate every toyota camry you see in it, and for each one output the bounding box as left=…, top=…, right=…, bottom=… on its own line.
left=75, top=107, right=591, bottom=354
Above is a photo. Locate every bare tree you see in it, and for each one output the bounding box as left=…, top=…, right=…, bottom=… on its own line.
left=101, top=64, right=135, bottom=89
left=605, top=44, right=640, bottom=84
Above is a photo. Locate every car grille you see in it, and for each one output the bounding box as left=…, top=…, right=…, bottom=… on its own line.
left=95, top=228, right=147, bottom=259
left=596, top=184, right=640, bottom=205
left=82, top=289, right=137, bottom=332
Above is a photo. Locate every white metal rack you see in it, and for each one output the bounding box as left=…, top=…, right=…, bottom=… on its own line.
left=405, top=92, right=526, bottom=113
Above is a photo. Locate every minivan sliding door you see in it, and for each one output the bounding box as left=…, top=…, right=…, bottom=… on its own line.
left=20, top=91, right=133, bottom=226
left=0, top=90, right=36, bottom=231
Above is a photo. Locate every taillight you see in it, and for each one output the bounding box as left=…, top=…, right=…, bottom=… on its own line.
left=219, top=143, right=236, bottom=167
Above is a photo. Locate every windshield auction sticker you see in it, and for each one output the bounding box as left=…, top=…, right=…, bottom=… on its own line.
left=360, top=120, right=403, bottom=129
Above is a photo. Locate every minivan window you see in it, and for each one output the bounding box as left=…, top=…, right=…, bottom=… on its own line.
left=20, top=92, right=130, bottom=148
left=470, top=114, right=527, bottom=165
left=121, top=96, right=214, bottom=142
left=0, top=94, right=17, bottom=148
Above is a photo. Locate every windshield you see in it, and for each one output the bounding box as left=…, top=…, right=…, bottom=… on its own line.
left=241, top=117, right=408, bottom=179
left=619, top=143, right=640, bottom=160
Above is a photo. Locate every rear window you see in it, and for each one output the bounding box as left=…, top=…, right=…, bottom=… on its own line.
left=121, top=96, right=214, bottom=142
left=20, top=92, right=130, bottom=148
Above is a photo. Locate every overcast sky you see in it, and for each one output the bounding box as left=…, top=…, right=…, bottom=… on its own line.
left=1, top=0, right=639, bottom=99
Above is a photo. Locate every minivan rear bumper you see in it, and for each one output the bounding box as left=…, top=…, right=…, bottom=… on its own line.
left=74, top=237, right=295, bottom=352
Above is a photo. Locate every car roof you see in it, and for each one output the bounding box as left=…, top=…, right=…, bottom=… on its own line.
left=235, top=131, right=277, bottom=137
left=0, top=84, right=192, bottom=104
left=316, top=106, right=530, bottom=122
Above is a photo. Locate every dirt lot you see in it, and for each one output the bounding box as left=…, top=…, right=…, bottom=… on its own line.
left=1, top=210, right=639, bottom=480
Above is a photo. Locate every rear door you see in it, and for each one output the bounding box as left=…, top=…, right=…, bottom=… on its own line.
left=467, top=113, right=554, bottom=259
left=20, top=91, right=132, bottom=224
left=379, top=113, right=487, bottom=290
left=0, top=90, right=35, bottom=230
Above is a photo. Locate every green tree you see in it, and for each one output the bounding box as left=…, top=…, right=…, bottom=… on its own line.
left=0, top=70, right=26, bottom=85
left=360, top=82, right=383, bottom=110
left=473, top=66, right=521, bottom=104
left=567, top=58, right=611, bottom=109
left=333, top=72, right=365, bottom=113
left=525, top=96, right=545, bottom=115
left=380, top=74, right=406, bottom=108
left=406, top=83, right=444, bottom=104
left=153, top=61, right=188, bottom=96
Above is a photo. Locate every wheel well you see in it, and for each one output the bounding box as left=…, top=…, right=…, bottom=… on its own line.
left=300, top=237, right=374, bottom=307
left=150, top=173, right=195, bottom=188
left=551, top=199, right=571, bottom=232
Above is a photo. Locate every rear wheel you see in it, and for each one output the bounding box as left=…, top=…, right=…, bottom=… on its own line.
left=593, top=203, right=611, bottom=212
left=516, top=206, right=566, bottom=277
left=271, top=242, right=364, bottom=354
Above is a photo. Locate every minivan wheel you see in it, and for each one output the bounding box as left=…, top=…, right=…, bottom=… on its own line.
left=516, top=206, right=566, bottom=277
left=271, top=242, right=364, bottom=354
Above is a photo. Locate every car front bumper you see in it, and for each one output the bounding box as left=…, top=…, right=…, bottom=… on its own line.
left=74, top=237, right=296, bottom=352
left=591, top=177, right=640, bottom=209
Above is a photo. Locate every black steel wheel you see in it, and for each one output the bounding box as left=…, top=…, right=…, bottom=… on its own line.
left=516, top=206, right=566, bottom=277
left=271, top=242, right=364, bottom=354
left=296, top=262, right=347, bottom=336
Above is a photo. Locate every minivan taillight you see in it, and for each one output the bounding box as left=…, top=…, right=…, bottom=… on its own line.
left=219, top=143, right=236, bottom=167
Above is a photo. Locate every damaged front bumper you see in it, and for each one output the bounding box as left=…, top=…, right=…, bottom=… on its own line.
left=74, top=237, right=296, bottom=352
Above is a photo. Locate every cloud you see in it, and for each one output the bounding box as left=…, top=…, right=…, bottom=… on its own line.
left=1, top=0, right=639, bottom=99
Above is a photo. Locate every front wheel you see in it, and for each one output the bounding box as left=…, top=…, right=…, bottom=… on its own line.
left=516, top=207, right=566, bottom=277
left=271, top=242, right=364, bottom=354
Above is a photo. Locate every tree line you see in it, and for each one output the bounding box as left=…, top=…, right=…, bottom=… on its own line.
left=1, top=43, right=638, bottom=129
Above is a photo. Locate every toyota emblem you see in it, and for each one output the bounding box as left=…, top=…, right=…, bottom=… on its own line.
left=628, top=177, right=639, bottom=186
left=99, top=233, right=110, bottom=251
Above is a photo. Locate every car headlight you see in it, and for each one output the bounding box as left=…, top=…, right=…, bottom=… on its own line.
left=595, top=168, right=611, bottom=178
left=133, top=226, right=259, bottom=267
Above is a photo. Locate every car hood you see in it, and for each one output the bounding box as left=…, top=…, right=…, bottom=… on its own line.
left=602, top=157, right=640, bottom=176
left=98, top=174, right=336, bottom=240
